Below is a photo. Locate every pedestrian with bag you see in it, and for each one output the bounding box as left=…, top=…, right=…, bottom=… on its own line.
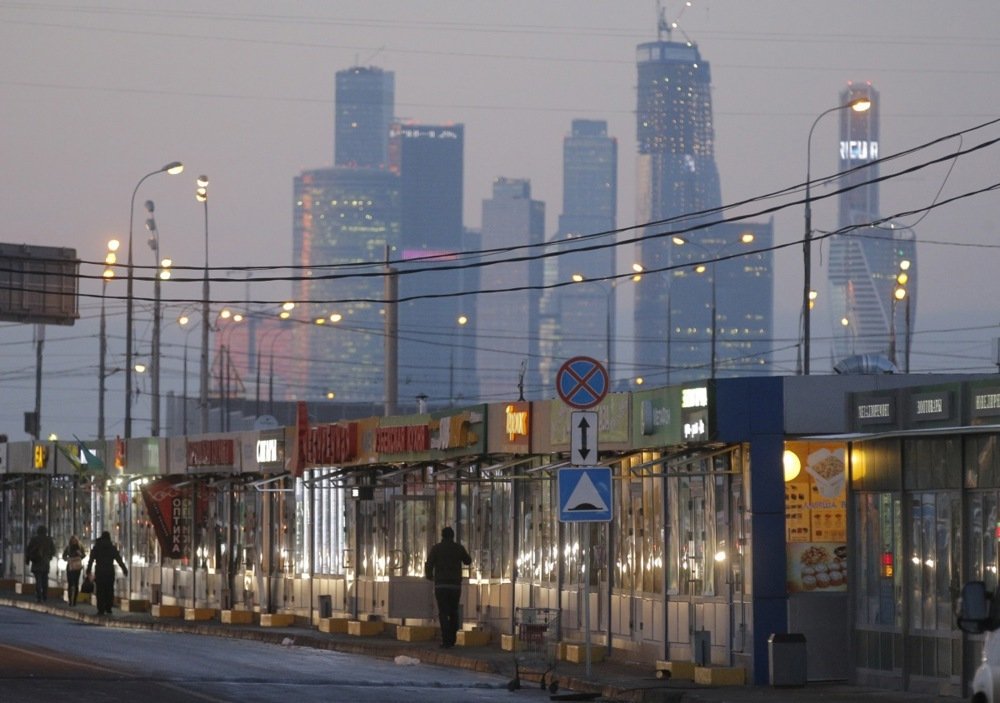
left=424, top=526, right=472, bottom=649
left=85, top=531, right=128, bottom=615
left=62, top=535, right=86, bottom=607
left=26, top=525, right=56, bottom=603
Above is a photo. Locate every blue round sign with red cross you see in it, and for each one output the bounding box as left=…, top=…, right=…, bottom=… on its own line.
left=556, top=356, right=609, bottom=409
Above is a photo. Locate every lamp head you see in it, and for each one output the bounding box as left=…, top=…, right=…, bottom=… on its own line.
left=849, top=97, right=872, bottom=113
left=163, top=162, right=184, bottom=175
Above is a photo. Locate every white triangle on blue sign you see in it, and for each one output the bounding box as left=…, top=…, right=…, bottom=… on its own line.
left=566, top=472, right=608, bottom=512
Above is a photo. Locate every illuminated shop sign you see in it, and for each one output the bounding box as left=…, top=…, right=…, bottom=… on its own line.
left=681, top=387, right=708, bottom=409
left=909, top=391, right=950, bottom=423
left=505, top=404, right=529, bottom=440
left=376, top=424, right=430, bottom=454
left=300, top=423, right=358, bottom=465
left=840, top=140, right=879, bottom=160
left=187, top=438, right=236, bottom=469
left=640, top=399, right=671, bottom=436
left=681, top=386, right=709, bottom=441
left=972, top=388, right=1000, bottom=418
left=854, top=396, right=895, bottom=426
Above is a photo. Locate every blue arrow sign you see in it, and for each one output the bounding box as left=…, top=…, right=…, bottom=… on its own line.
left=558, top=467, right=612, bottom=523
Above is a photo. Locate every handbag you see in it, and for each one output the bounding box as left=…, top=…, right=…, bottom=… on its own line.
left=80, top=576, right=94, bottom=594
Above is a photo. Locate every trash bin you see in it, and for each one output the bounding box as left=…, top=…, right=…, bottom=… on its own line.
left=768, top=632, right=806, bottom=687
left=318, top=595, right=332, bottom=619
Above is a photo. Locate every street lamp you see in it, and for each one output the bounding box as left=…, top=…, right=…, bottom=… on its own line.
left=98, top=239, right=119, bottom=440
left=126, top=161, right=183, bottom=438
left=888, top=260, right=911, bottom=371
left=672, top=231, right=755, bottom=379
left=450, top=314, right=469, bottom=406
left=570, top=274, right=614, bottom=382
left=145, top=201, right=173, bottom=437
left=802, top=97, right=871, bottom=375
left=196, top=175, right=210, bottom=434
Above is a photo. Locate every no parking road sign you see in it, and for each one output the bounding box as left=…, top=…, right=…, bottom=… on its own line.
left=556, top=356, right=609, bottom=410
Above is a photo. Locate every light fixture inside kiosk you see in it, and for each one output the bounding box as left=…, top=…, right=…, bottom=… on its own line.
left=783, top=449, right=802, bottom=482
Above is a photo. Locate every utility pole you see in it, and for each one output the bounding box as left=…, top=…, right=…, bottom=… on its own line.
left=384, top=246, right=398, bottom=416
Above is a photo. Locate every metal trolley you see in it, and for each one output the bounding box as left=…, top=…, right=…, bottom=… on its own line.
left=508, top=607, right=560, bottom=693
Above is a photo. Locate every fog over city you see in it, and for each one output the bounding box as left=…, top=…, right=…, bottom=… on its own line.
left=1, top=0, right=998, bottom=441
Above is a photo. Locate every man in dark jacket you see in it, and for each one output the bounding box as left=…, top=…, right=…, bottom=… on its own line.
left=425, top=526, right=472, bottom=648
left=85, top=531, right=128, bottom=615
left=26, top=526, right=56, bottom=602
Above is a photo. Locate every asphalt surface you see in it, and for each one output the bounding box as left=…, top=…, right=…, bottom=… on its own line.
left=0, top=588, right=965, bottom=703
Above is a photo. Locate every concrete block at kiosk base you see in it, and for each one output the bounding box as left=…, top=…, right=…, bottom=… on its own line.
left=260, top=613, right=296, bottom=628
left=397, top=625, right=436, bottom=642
left=15, top=582, right=33, bottom=595
left=457, top=628, right=490, bottom=647
left=694, top=666, right=746, bottom=686
left=221, top=610, right=255, bottom=625
left=318, top=617, right=349, bottom=634
left=348, top=620, right=384, bottom=636
left=184, top=607, right=217, bottom=621
left=655, top=660, right=696, bottom=680
left=120, top=599, right=150, bottom=613
left=152, top=604, right=184, bottom=618
left=501, top=634, right=520, bottom=652
left=563, top=643, right=605, bottom=664
left=0, top=578, right=16, bottom=592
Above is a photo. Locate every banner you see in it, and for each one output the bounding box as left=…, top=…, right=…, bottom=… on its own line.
left=140, top=477, right=212, bottom=561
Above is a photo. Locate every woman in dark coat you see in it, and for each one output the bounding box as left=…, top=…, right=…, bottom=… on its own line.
left=62, top=535, right=86, bottom=606
left=85, top=531, right=128, bottom=615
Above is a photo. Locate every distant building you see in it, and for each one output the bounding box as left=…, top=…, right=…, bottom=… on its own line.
left=476, top=178, right=544, bottom=401
left=292, top=167, right=401, bottom=403
left=828, top=82, right=916, bottom=368
left=389, top=122, right=478, bottom=407
left=540, top=119, right=618, bottom=391
left=632, top=23, right=772, bottom=382
left=335, top=66, right=394, bottom=169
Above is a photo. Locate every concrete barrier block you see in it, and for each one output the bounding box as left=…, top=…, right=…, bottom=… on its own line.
left=457, top=628, right=490, bottom=647
left=152, top=604, right=184, bottom=618
left=397, top=625, right=436, bottom=642
left=184, top=607, right=217, bottom=621
left=260, top=613, right=296, bottom=627
left=318, top=617, right=350, bottom=633
left=563, top=643, right=605, bottom=664
left=656, top=660, right=695, bottom=680
left=221, top=609, right=255, bottom=625
left=694, top=666, right=746, bottom=686
left=347, top=620, right=384, bottom=636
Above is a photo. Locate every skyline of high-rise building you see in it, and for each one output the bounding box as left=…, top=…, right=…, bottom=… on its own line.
left=335, top=66, right=394, bottom=170
left=476, top=178, right=545, bottom=401
left=540, top=119, right=618, bottom=390
left=390, top=122, right=478, bottom=406
left=631, top=22, right=772, bottom=383
left=828, top=82, right=917, bottom=368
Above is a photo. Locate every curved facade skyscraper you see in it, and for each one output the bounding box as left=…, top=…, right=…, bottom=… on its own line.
left=633, top=27, right=772, bottom=383
left=828, top=82, right=916, bottom=368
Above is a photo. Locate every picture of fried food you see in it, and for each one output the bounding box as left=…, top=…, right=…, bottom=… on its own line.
left=799, top=545, right=829, bottom=566
left=810, top=454, right=844, bottom=480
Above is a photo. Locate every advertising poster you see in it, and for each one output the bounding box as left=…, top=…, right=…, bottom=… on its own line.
left=784, top=443, right=847, bottom=593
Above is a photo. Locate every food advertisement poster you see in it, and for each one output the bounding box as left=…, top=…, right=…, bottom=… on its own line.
left=784, top=442, right=847, bottom=593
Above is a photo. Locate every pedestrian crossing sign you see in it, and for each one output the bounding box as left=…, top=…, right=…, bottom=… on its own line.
left=558, top=467, right=612, bottom=523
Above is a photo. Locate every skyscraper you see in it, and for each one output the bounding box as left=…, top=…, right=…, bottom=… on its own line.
left=292, top=168, right=401, bottom=403
left=335, top=66, right=394, bottom=169
left=540, top=119, right=618, bottom=389
left=828, top=82, right=916, bottom=366
left=633, top=22, right=772, bottom=383
left=476, top=178, right=544, bottom=401
left=390, top=122, right=477, bottom=406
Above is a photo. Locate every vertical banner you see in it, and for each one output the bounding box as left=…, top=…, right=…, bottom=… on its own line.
left=140, top=477, right=213, bottom=561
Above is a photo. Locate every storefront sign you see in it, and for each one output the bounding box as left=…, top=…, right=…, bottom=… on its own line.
left=854, top=396, right=895, bottom=426
left=187, top=438, right=236, bottom=470
left=972, top=388, right=1000, bottom=419
left=375, top=424, right=430, bottom=454
left=909, top=391, right=951, bottom=423
left=432, top=409, right=483, bottom=451
left=300, top=423, right=357, bottom=466
left=681, top=386, right=710, bottom=442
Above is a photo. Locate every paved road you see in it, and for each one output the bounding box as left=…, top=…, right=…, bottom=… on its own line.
left=0, top=607, right=553, bottom=703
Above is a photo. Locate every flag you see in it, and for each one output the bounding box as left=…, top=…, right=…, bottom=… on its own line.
left=54, top=443, right=82, bottom=471
left=73, top=435, right=106, bottom=472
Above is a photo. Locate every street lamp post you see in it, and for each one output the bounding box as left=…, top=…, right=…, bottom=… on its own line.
left=196, top=175, right=210, bottom=434
left=672, top=232, right=755, bottom=379
left=888, top=260, right=911, bottom=371
left=145, top=201, right=172, bottom=437
left=126, top=161, right=183, bottom=438
left=570, top=274, right=614, bottom=382
left=98, top=239, right=120, bottom=440
left=802, top=97, right=871, bottom=375
left=631, top=264, right=672, bottom=385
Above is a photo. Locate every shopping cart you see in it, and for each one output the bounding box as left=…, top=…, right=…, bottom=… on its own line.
left=507, top=606, right=560, bottom=693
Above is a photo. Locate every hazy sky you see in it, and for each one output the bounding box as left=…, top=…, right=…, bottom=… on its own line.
left=2, top=1, right=999, bottom=440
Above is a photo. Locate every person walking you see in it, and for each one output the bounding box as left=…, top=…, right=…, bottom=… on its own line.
left=26, top=525, right=56, bottom=603
left=424, top=526, right=472, bottom=649
left=85, top=531, right=128, bottom=615
left=62, top=535, right=86, bottom=607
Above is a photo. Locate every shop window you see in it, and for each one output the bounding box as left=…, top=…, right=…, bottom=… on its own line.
left=854, top=492, right=901, bottom=629
left=907, top=491, right=960, bottom=633
left=967, top=491, right=1000, bottom=593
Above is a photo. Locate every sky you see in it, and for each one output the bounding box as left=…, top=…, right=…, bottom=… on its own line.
left=1, top=0, right=999, bottom=441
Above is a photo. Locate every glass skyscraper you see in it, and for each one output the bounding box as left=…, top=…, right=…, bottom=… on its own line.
left=828, top=82, right=916, bottom=367
left=632, top=26, right=771, bottom=382
left=540, top=119, right=618, bottom=390
left=334, top=66, right=394, bottom=170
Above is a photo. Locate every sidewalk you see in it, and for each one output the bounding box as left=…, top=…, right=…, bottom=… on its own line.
left=0, top=590, right=963, bottom=703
